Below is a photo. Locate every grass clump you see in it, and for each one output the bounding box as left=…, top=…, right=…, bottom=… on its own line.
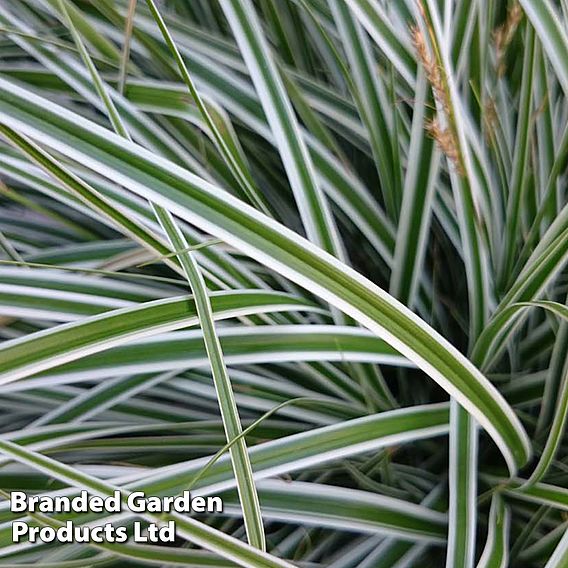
left=0, top=0, right=566, bottom=566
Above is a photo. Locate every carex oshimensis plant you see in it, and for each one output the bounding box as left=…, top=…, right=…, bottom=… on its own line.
left=0, top=0, right=566, bottom=566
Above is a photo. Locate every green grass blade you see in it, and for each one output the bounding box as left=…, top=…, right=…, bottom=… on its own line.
left=118, top=0, right=137, bottom=95
left=476, top=493, right=510, bottom=568
left=446, top=401, right=478, bottom=568
left=153, top=210, right=266, bottom=550
left=389, top=69, right=438, bottom=307
left=221, top=479, right=447, bottom=542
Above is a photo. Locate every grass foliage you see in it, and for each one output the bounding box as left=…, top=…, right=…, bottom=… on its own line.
left=0, top=0, right=567, bottom=566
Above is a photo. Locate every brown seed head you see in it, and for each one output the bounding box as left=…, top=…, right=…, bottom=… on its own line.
left=411, top=25, right=449, bottom=115
left=426, top=118, right=464, bottom=175
left=494, top=3, right=524, bottom=75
